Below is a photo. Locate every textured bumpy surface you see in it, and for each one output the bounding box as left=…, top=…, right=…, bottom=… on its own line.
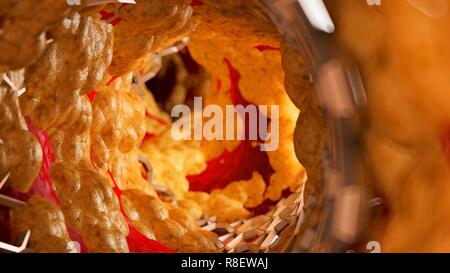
left=0, top=0, right=223, bottom=252
left=0, top=0, right=69, bottom=72
left=186, top=3, right=305, bottom=213
left=91, top=84, right=146, bottom=173
left=281, top=43, right=325, bottom=198
left=121, top=189, right=219, bottom=252
left=0, top=0, right=308, bottom=253
left=21, top=13, right=113, bottom=131
left=11, top=195, right=71, bottom=252
left=3, top=0, right=450, bottom=253
left=0, top=73, right=42, bottom=193
left=136, top=3, right=306, bottom=228
left=109, top=0, right=195, bottom=75
left=51, top=161, right=130, bottom=252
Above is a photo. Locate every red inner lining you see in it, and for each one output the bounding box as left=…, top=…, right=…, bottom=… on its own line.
left=0, top=115, right=171, bottom=252
left=107, top=171, right=173, bottom=253
left=191, top=0, right=204, bottom=6
left=254, top=45, right=281, bottom=52
left=187, top=58, right=287, bottom=214
left=0, top=118, right=88, bottom=251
